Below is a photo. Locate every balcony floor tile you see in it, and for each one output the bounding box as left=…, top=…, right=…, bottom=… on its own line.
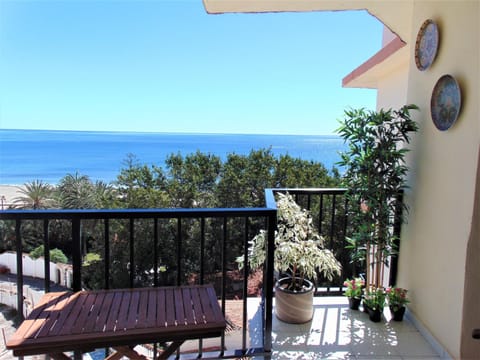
left=253, top=296, right=444, bottom=359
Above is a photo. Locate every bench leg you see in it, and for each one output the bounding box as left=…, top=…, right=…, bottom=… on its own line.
left=157, top=340, right=185, bottom=360
left=49, top=353, right=74, bottom=360
left=108, top=346, right=148, bottom=360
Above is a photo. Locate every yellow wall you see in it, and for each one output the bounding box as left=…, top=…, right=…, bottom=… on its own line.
left=376, top=27, right=410, bottom=109
left=376, top=63, right=409, bottom=111
left=398, top=1, right=480, bottom=358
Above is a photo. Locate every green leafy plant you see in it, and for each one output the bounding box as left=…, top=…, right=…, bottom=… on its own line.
left=343, top=277, right=364, bottom=299
left=30, top=245, right=68, bottom=264
left=83, top=253, right=101, bottom=266
left=336, top=104, right=418, bottom=288
left=237, top=192, right=341, bottom=291
left=386, top=286, right=409, bottom=311
left=363, top=286, right=386, bottom=311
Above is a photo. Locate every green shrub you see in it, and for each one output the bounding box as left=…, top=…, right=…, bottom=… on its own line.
left=29, top=245, right=68, bottom=264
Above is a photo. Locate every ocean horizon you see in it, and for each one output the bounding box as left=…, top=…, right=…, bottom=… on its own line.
left=0, top=129, right=347, bottom=185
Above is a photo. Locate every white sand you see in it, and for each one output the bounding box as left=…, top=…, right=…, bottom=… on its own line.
left=0, top=185, right=24, bottom=209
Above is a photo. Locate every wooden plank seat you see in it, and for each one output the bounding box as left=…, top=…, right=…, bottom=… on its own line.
left=6, top=285, right=226, bottom=360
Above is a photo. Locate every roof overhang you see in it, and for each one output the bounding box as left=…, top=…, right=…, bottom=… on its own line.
left=202, top=0, right=414, bottom=42
left=342, top=35, right=407, bottom=89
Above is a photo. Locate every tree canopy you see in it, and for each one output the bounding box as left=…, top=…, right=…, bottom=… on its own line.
left=2, top=148, right=341, bottom=291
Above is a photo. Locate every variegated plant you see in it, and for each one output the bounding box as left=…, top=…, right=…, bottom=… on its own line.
left=237, top=192, right=341, bottom=291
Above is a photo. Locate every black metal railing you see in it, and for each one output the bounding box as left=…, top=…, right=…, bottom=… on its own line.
left=0, top=187, right=403, bottom=358
left=0, top=206, right=277, bottom=359
left=269, top=188, right=403, bottom=294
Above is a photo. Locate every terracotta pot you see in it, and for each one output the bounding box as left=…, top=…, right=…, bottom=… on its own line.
left=275, top=277, right=314, bottom=323
left=348, top=297, right=361, bottom=310
left=390, top=306, right=406, bottom=321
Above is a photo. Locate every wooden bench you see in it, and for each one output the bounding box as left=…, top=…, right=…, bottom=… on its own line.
left=6, top=285, right=226, bottom=360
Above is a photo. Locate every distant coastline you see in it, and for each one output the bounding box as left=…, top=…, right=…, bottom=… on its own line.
left=0, top=129, right=346, bottom=185
left=0, top=128, right=337, bottom=137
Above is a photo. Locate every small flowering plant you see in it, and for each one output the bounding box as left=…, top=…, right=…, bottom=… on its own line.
left=343, top=277, right=364, bottom=299
left=363, top=287, right=386, bottom=311
left=386, top=286, right=409, bottom=311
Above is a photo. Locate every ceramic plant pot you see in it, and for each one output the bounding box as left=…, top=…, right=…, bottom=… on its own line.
left=275, top=277, right=314, bottom=324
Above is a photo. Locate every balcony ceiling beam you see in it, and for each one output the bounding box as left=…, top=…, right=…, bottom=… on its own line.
left=202, top=0, right=414, bottom=42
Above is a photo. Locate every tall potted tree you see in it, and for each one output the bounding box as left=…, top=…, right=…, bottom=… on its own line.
left=238, top=192, right=341, bottom=323
left=336, top=105, right=418, bottom=288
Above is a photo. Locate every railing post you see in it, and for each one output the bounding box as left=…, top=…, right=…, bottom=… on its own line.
left=15, top=220, right=24, bottom=319
left=104, top=218, right=110, bottom=290
left=129, top=219, right=135, bottom=288
left=153, top=218, right=159, bottom=287
left=43, top=219, right=50, bottom=292
left=176, top=218, right=182, bottom=286
left=221, top=217, right=227, bottom=355
left=242, top=217, right=249, bottom=352
left=72, top=218, right=82, bottom=292
left=264, top=210, right=276, bottom=355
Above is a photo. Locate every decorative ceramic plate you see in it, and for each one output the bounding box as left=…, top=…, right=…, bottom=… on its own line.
left=415, top=19, right=439, bottom=71
left=430, top=75, right=461, bottom=131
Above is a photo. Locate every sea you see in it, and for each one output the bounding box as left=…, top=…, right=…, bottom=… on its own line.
left=0, top=129, right=347, bottom=185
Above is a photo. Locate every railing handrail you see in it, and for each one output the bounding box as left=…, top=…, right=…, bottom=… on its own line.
left=269, top=187, right=347, bottom=193
left=0, top=188, right=349, bottom=220
left=0, top=207, right=275, bottom=219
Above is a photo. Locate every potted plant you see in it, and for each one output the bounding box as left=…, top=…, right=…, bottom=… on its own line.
left=343, top=277, right=364, bottom=310
left=237, top=192, right=341, bottom=323
left=386, top=286, right=409, bottom=321
left=363, top=286, right=386, bottom=322
left=336, top=105, right=419, bottom=288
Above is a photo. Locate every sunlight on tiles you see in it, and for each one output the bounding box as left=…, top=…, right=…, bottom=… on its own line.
left=262, top=296, right=442, bottom=359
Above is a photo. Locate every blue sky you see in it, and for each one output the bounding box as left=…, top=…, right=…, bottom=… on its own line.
left=0, top=1, right=382, bottom=135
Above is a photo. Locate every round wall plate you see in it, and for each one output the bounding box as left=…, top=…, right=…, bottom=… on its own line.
left=415, top=19, right=439, bottom=71
left=430, top=75, right=461, bottom=131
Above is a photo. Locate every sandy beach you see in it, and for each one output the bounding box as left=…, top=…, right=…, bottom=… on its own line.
left=0, top=185, right=24, bottom=209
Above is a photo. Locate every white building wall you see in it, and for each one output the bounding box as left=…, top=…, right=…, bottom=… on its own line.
left=0, top=252, right=58, bottom=280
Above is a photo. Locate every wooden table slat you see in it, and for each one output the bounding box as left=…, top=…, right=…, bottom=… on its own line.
left=182, top=287, right=195, bottom=325
left=60, top=293, right=89, bottom=335
left=165, top=288, right=175, bottom=326
left=174, top=288, right=186, bottom=325
left=71, top=293, right=97, bottom=334
left=20, top=292, right=68, bottom=340
left=198, top=287, right=215, bottom=322
left=104, top=291, right=124, bottom=332
left=92, top=291, right=114, bottom=333
left=207, top=286, right=225, bottom=322
left=190, top=286, right=205, bottom=325
left=7, top=285, right=226, bottom=358
left=126, top=290, right=140, bottom=328
left=48, top=293, right=83, bottom=337
left=155, top=288, right=166, bottom=328
left=116, top=291, right=132, bottom=330
left=135, top=289, right=149, bottom=329
left=35, top=293, right=74, bottom=338
left=82, top=292, right=108, bottom=334
left=145, top=289, right=157, bottom=328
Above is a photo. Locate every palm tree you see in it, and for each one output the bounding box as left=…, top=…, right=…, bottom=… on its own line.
left=56, top=173, right=96, bottom=209
left=13, top=180, right=55, bottom=209
left=93, top=180, right=116, bottom=208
